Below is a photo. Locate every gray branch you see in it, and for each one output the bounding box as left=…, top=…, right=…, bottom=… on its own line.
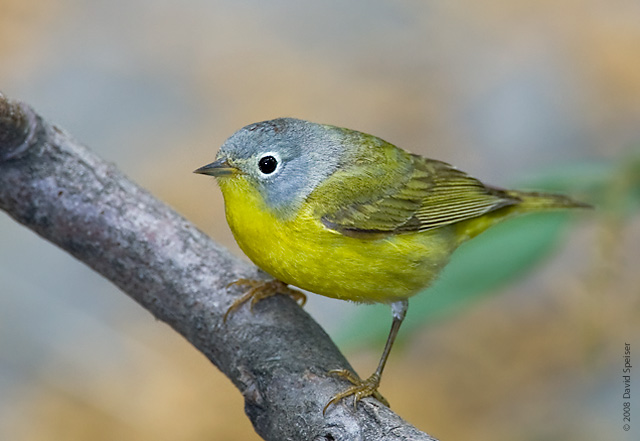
left=0, top=93, right=438, bottom=441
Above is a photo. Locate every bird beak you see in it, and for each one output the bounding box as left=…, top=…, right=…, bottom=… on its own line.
left=194, top=158, right=238, bottom=177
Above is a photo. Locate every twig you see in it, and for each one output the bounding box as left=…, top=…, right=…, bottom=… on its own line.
left=0, top=93, right=438, bottom=441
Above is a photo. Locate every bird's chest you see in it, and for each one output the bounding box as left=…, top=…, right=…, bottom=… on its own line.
left=220, top=177, right=454, bottom=303
left=221, top=178, right=319, bottom=283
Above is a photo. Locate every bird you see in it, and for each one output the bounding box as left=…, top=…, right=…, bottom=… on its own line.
left=194, top=117, right=589, bottom=413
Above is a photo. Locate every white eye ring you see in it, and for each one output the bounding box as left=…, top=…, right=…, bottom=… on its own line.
left=257, top=151, right=282, bottom=177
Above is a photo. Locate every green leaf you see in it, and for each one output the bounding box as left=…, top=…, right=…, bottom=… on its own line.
left=336, top=212, right=573, bottom=346
left=335, top=154, right=640, bottom=348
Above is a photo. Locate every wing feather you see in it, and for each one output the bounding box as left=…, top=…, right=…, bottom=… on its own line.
left=319, top=155, right=519, bottom=237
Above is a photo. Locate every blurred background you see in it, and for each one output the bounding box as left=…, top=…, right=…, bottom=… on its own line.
left=1, top=1, right=639, bottom=440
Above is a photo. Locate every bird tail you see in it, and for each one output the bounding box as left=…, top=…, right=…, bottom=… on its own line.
left=504, top=189, right=592, bottom=211
left=454, top=188, right=591, bottom=244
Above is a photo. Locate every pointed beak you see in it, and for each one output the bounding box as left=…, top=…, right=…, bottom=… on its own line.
left=194, top=158, right=238, bottom=177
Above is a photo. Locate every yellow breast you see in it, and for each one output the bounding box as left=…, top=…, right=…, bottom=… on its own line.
left=219, top=176, right=457, bottom=304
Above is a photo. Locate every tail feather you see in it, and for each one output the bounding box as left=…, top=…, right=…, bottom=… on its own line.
left=454, top=189, right=591, bottom=244
left=504, top=189, right=592, bottom=211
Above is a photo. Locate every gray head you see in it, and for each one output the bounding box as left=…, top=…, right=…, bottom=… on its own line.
left=196, top=118, right=347, bottom=218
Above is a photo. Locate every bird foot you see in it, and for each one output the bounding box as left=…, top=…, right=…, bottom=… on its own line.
left=223, top=278, right=307, bottom=322
left=323, top=369, right=389, bottom=414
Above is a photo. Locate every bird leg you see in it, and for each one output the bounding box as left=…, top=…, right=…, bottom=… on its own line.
left=324, top=299, right=408, bottom=414
left=223, top=278, right=307, bottom=322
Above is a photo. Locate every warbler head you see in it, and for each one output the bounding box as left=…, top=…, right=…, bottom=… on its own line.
left=195, top=118, right=348, bottom=217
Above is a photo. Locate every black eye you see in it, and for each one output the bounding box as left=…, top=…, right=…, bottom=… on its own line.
left=258, top=155, right=278, bottom=174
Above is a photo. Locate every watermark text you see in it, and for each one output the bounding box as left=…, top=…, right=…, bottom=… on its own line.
left=623, top=342, right=631, bottom=432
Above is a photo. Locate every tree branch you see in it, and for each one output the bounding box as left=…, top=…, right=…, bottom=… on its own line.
left=0, top=93, right=438, bottom=441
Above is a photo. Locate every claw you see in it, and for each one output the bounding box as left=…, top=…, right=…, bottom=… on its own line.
left=223, top=279, right=306, bottom=322
left=323, top=369, right=389, bottom=415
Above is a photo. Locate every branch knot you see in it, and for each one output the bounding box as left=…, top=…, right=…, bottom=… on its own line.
left=0, top=94, right=40, bottom=161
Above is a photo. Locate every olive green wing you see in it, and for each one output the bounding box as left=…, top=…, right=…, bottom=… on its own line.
left=319, top=155, right=520, bottom=237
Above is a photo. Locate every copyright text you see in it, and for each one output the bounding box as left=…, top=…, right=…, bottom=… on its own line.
left=623, top=342, right=631, bottom=432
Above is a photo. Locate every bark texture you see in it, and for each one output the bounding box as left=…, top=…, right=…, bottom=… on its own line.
left=0, top=93, right=438, bottom=441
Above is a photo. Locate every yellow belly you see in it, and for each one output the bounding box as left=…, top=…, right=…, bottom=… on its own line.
left=220, top=178, right=457, bottom=303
